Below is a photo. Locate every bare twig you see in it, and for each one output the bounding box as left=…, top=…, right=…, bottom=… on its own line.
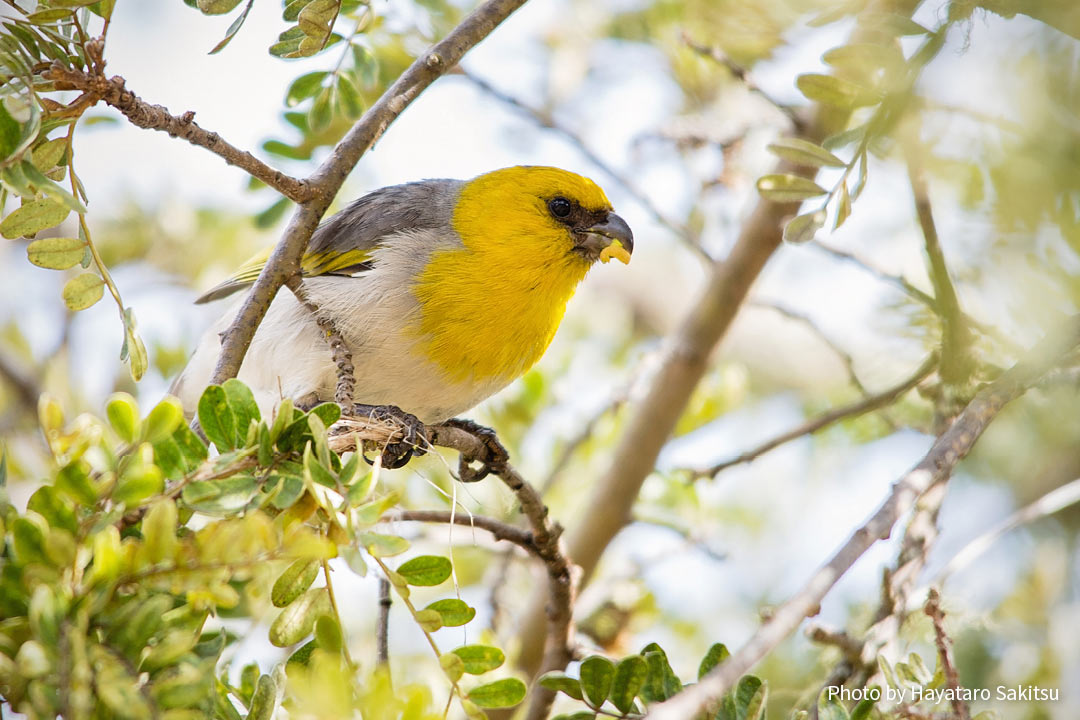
left=210, top=0, right=532, bottom=385
left=680, top=32, right=802, bottom=128
left=933, top=476, right=1080, bottom=585
left=924, top=589, right=970, bottom=720
left=904, top=143, right=973, bottom=389
left=690, top=354, right=937, bottom=479
left=46, top=64, right=311, bottom=203
left=286, top=277, right=355, bottom=406
left=750, top=299, right=873, bottom=398
left=644, top=316, right=1080, bottom=720
left=388, top=509, right=539, bottom=556
left=460, top=70, right=710, bottom=262
left=376, top=577, right=391, bottom=667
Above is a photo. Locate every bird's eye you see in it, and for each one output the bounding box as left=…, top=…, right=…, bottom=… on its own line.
left=549, top=197, right=572, bottom=218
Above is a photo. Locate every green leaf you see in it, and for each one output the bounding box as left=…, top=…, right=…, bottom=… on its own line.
left=640, top=645, right=681, bottom=703
left=198, top=385, right=236, bottom=452
left=196, top=0, right=243, bottom=14
left=272, top=558, right=321, bottom=607
left=611, top=655, right=647, bottom=713
left=20, top=160, right=85, bottom=213
left=397, top=555, right=452, bottom=586
left=286, top=71, right=329, bottom=106
left=539, top=672, right=583, bottom=701
left=181, top=474, right=258, bottom=515
left=113, top=464, right=164, bottom=506
left=25, top=236, right=84, bottom=270
left=766, top=137, right=846, bottom=168
left=335, top=72, right=364, bottom=118
left=0, top=197, right=70, bottom=239
left=360, top=532, right=410, bottom=557
left=106, top=392, right=140, bottom=443
left=269, top=587, right=331, bottom=647
left=817, top=687, right=850, bottom=720
left=32, top=137, right=67, bottom=172
left=467, top=678, right=527, bottom=709
left=223, top=378, right=260, bottom=446
left=551, top=714, right=597, bottom=720
left=61, top=272, right=104, bottom=311
left=308, top=86, right=333, bottom=133
left=143, top=397, right=184, bottom=444
left=698, top=643, right=730, bottom=679
left=850, top=692, right=877, bottom=720
left=783, top=210, right=826, bottom=244
left=314, top=614, right=343, bottom=652
left=56, top=461, right=96, bottom=505
left=451, top=645, right=505, bottom=675
left=24, top=8, right=74, bottom=23
left=796, top=73, right=878, bottom=108
left=756, top=174, right=827, bottom=203
left=424, top=598, right=475, bottom=627
left=440, top=652, right=465, bottom=682
left=0, top=102, right=22, bottom=160
left=247, top=674, right=278, bottom=720
left=209, top=0, right=255, bottom=54
left=283, top=0, right=314, bottom=22
left=835, top=181, right=852, bottom=229
left=415, top=608, right=442, bottom=632
left=579, top=655, right=615, bottom=709
left=173, top=421, right=209, bottom=469
left=733, top=676, right=767, bottom=720
left=286, top=639, right=318, bottom=667
left=141, top=499, right=178, bottom=564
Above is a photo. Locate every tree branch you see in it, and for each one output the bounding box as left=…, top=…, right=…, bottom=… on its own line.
left=507, top=0, right=928, bottom=679
left=209, top=0, right=531, bottom=385
left=689, top=354, right=937, bottom=479
left=389, top=509, right=539, bottom=557
left=376, top=577, right=391, bottom=667
left=904, top=142, right=974, bottom=389
left=924, top=588, right=970, bottom=720
left=644, top=316, right=1080, bottom=720
left=46, top=63, right=311, bottom=204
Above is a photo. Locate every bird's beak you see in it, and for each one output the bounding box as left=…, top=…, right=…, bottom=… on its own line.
left=577, top=212, right=634, bottom=264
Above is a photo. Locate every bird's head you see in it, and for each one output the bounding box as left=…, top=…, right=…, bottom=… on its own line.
left=452, top=166, right=634, bottom=265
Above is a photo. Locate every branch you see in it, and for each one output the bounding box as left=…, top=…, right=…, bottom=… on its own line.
left=508, top=0, right=929, bottom=681
left=210, top=0, right=531, bottom=385
left=924, top=588, right=970, bottom=720
left=460, top=70, right=710, bottom=262
left=904, top=142, right=974, bottom=389
left=389, top=509, right=539, bottom=557
left=376, top=577, right=391, bottom=667
left=644, top=316, right=1080, bottom=720
left=46, top=63, right=311, bottom=204
left=689, top=354, right=937, bottom=479
left=286, top=277, right=355, bottom=406
left=680, top=32, right=802, bottom=129
left=328, top=418, right=575, bottom=720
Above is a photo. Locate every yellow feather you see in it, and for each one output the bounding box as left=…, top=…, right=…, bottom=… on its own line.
left=411, top=167, right=610, bottom=382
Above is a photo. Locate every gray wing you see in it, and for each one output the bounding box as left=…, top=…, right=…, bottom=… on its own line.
left=195, top=178, right=464, bottom=303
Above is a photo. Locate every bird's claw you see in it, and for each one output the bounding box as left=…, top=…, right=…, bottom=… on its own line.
left=351, top=403, right=428, bottom=470
left=440, top=418, right=509, bottom=482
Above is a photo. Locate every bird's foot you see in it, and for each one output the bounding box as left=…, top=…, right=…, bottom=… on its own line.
left=350, top=403, right=428, bottom=470
left=438, top=418, right=509, bottom=482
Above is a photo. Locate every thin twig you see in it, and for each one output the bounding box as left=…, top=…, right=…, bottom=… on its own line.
left=933, top=476, right=1080, bottom=584
left=46, top=63, right=311, bottom=203
left=924, top=589, right=970, bottom=720
left=376, top=577, right=391, bottom=667
left=388, top=509, right=539, bottom=556
left=904, top=142, right=973, bottom=389
left=680, top=31, right=802, bottom=129
left=210, top=0, right=531, bottom=385
left=460, top=69, right=710, bottom=262
left=286, top=277, right=355, bottom=406
left=690, top=354, right=937, bottom=479
left=644, top=316, right=1080, bottom=720
left=750, top=299, right=873, bottom=397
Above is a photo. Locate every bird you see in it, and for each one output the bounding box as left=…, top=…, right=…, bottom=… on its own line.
left=172, top=166, right=633, bottom=468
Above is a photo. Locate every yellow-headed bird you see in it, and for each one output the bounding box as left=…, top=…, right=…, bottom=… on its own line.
left=173, top=166, right=632, bottom=465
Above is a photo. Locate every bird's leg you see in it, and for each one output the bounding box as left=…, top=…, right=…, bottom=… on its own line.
left=437, top=418, right=509, bottom=482
left=350, top=403, right=429, bottom=470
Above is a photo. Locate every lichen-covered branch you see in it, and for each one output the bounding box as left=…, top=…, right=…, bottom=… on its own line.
left=644, top=316, right=1080, bottom=720
left=924, top=588, right=970, bottom=720
left=209, top=0, right=532, bottom=385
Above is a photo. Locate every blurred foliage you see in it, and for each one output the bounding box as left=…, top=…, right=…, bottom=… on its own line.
left=1, top=0, right=1079, bottom=719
